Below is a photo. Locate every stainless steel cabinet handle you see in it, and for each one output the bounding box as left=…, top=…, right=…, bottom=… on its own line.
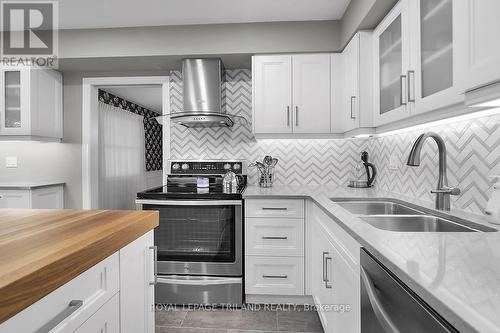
left=149, top=245, right=158, bottom=286
left=295, top=106, right=299, bottom=126
left=407, top=70, right=415, bottom=103
left=400, top=75, right=407, bottom=106
left=286, top=106, right=290, bottom=126
left=360, top=267, right=401, bottom=333
left=35, top=300, right=83, bottom=333
left=262, top=274, right=288, bottom=279
left=325, top=255, right=333, bottom=289
left=350, top=96, right=357, bottom=119
left=262, top=207, right=287, bottom=211
left=262, top=236, right=288, bottom=240
left=322, top=251, right=328, bottom=282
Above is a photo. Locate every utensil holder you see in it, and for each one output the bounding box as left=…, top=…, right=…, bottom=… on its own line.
left=259, top=166, right=274, bottom=187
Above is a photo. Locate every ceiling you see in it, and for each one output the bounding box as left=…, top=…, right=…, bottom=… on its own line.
left=101, top=86, right=163, bottom=114
left=59, top=0, right=351, bottom=29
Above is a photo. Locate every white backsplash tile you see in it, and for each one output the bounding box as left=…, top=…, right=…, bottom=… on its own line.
left=169, top=69, right=500, bottom=215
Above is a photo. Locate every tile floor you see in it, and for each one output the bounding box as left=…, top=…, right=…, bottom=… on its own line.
left=155, top=306, right=324, bottom=333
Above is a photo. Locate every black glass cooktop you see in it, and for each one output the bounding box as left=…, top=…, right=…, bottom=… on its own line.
left=137, top=176, right=247, bottom=200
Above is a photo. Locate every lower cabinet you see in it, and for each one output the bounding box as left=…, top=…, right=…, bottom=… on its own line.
left=0, top=230, right=154, bottom=333
left=308, top=203, right=361, bottom=333
left=245, top=256, right=304, bottom=295
left=0, top=184, right=64, bottom=208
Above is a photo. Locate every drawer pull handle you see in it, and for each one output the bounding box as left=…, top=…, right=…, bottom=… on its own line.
left=35, top=300, right=83, bottom=333
left=262, top=274, right=288, bottom=279
left=262, top=236, right=288, bottom=240
left=262, top=207, right=288, bottom=211
left=325, top=256, right=333, bottom=289
left=149, top=245, right=158, bottom=286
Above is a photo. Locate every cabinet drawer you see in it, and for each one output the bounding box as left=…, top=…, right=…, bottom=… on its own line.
left=245, top=218, right=304, bottom=256
left=245, top=199, right=304, bottom=218
left=245, top=256, right=304, bottom=295
left=74, top=293, right=119, bottom=333
left=0, top=253, right=119, bottom=333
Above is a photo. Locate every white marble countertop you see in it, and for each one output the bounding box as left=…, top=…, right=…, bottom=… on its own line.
left=244, top=185, right=500, bottom=333
left=0, top=182, right=65, bottom=190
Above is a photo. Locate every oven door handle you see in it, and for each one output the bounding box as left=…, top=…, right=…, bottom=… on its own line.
left=136, top=199, right=242, bottom=206
left=157, top=276, right=242, bottom=286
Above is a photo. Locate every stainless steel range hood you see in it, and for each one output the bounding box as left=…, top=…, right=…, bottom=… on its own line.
left=171, top=58, right=237, bottom=128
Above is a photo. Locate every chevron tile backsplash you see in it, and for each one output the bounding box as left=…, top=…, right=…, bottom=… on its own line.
left=169, top=69, right=500, bottom=215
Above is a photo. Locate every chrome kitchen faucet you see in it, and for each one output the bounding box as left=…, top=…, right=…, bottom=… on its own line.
left=407, top=132, right=460, bottom=211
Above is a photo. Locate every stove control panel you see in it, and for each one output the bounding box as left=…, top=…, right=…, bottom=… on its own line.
left=170, top=161, right=245, bottom=175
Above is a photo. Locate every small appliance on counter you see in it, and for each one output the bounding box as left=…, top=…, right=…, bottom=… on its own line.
left=250, top=155, right=279, bottom=187
left=348, top=151, right=377, bottom=188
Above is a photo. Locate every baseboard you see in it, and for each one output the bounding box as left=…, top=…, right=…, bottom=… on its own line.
left=245, top=294, right=314, bottom=305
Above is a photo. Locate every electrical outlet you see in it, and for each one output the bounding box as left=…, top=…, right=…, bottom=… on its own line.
left=389, top=154, right=399, bottom=170
left=5, top=156, right=18, bottom=168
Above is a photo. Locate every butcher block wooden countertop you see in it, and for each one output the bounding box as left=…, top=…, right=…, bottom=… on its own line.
left=0, top=208, right=159, bottom=324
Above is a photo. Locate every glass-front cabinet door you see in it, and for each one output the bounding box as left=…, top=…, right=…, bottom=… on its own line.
left=0, top=67, right=29, bottom=135
left=411, top=0, right=462, bottom=114
left=373, top=0, right=411, bottom=126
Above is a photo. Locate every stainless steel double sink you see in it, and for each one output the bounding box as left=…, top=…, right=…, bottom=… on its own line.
left=330, top=199, right=496, bottom=233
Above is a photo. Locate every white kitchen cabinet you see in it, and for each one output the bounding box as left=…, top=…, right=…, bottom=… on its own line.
left=74, top=294, right=120, bottom=333
left=0, top=184, right=64, bottom=208
left=0, top=254, right=120, bottom=333
left=245, top=198, right=305, bottom=298
left=119, top=230, right=155, bottom=333
left=292, top=54, right=331, bottom=133
left=252, top=54, right=331, bottom=135
left=455, top=0, right=500, bottom=93
left=332, top=32, right=374, bottom=133
left=409, top=0, right=463, bottom=115
left=252, top=55, right=292, bottom=134
left=0, top=66, right=62, bottom=140
left=373, top=0, right=411, bottom=126
left=308, top=204, right=360, bottom=333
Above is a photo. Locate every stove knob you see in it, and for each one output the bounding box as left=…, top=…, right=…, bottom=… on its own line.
left=223, top=163, right=231, bottom=170
left=233, top=163, right=241, bottom=170
left=172, top=163, right=180, bottom=170
left=181, top=163, right=189, bottom=170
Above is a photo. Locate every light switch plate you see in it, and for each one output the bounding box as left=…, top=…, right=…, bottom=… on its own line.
left=5, top=156, right=18, bottom=168
left=389, top=154, right=399, bottom=170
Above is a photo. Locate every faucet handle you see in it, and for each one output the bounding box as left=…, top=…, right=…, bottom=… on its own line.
left=431, top=186, right=461, bottom=196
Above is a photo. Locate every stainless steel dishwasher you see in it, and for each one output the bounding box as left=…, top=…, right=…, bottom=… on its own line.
left=360, top=249, right=459, bottom=333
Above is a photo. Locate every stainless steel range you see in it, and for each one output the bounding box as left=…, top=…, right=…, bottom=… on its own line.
left=136, top=160, right=247, bottom=305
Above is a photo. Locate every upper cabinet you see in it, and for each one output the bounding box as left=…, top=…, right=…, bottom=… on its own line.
left=374, top=0, right=464, bottom=126
left=0, top=66, right=62, bottom=140
left=410, top=0, right=462, bottom=115
left=455, top=0, right=500, bottom=93
left=373, top=0, right=411, bottom=126
left=252, top=54, right=331, bottom=135
left=332, top=32, right=373, bottom=134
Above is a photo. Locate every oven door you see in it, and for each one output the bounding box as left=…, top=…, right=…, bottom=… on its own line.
left=139, top=200, right=242, bottom=276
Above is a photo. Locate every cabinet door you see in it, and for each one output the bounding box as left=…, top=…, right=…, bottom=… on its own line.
left=373, top=0, right=411, bottom=126
left=252, top=55, right=292, bottom=134
left=292, top=54, right=331, bottom=133
left=410, top=0, right=462, bottom=114
left=0, top=68, right=30, bottom=135
left=341, top=35, right=360, bottom=132
left=455, top=0, right=500, bottom=92
left=73, top=294, right=120, bottom=333
left=120, top=230, right=155, bottom=333
left=0, top=190, right=30, bottom=208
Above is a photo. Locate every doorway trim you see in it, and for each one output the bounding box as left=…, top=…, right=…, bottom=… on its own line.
left=82, top=76, right=170, bottom=209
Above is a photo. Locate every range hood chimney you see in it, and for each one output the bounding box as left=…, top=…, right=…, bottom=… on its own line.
left=171, top=58, right=236, bottom=128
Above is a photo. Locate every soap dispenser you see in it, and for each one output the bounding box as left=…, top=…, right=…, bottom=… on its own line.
left=485, top=175, right=500, bottom=218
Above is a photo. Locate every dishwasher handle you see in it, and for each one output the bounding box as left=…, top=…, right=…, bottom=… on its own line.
left=360, top=267, right=401, bottom=333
